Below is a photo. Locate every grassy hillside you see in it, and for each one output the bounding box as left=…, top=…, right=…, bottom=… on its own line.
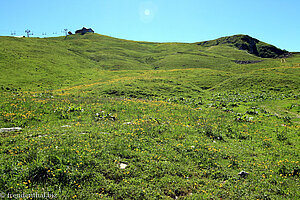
left=0, top=34, right=299, bottom=199
left=0, top=33, right=292, bottom=90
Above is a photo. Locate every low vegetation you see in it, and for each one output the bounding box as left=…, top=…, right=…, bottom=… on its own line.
left=0, top=34, right=299, bottom=199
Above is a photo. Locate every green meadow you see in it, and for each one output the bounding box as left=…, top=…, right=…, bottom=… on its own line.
left=0, top=33, right=299, bottom=199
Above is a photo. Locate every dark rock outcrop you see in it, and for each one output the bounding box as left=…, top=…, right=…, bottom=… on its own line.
left=196, top=35, right=289, bottom=58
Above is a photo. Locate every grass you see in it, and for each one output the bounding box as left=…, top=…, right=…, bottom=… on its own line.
left=0, top=33, right=299, bottom=199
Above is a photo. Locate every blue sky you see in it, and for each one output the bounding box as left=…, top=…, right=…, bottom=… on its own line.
left=1, top=0, right=299, bottom=51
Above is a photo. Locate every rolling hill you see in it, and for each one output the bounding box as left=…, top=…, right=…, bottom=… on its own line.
left=0, top=33, right=298, bottom=91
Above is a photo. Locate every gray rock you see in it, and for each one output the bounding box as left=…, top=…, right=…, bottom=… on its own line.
left=61, top=125, right=71, bottom=128
left=238, top=171, right=249, bottom=178
left=100, top=132, right=110, bottom=135
left=0, top=127, right=22, bottom=133
left=123, top=122, right=134, bottom=125
left=38, top=134, right=48, bottom=137
left=120, top=163, right=128, bottom=169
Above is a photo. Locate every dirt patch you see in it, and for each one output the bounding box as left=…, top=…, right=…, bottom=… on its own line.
left=233, top=60, right=263, bottom=64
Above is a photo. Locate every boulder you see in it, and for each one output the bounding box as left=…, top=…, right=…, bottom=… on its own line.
left=0, top=127, right=22, bottom=133
left=238, top=171, right=249, bottom=178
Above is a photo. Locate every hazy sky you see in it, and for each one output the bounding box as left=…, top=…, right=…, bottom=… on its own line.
left=1, top=0, right=299, bottom=51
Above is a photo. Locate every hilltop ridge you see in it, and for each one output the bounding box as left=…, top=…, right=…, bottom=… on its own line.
left=196, top=34, right=289, bottom=58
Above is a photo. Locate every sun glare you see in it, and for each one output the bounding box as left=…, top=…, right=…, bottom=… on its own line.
left=139, top=1, right=157, bottom=23
left=144, top=9, right=150, bottom=16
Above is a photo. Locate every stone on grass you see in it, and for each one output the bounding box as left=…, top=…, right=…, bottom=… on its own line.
left=100, top=132, right=110, bottom=135
left=123, top=122, right=134, bottom=125
left=238, top=171, right=249, bottom=178
left=61, top=125, right=71, bottom=128
left=0, top=127, right=22, bottom=133
left=120, top=163, right=128, bottom=169
left=38, top=134, right=48, bottom=137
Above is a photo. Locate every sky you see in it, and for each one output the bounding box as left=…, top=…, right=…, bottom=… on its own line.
left=0, top=0, right=299, bottom=51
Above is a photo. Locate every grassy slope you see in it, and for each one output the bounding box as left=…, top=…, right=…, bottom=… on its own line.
left=0, top=33, right=290, bottom=89
left=0, top=34, right=299, bottom=199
